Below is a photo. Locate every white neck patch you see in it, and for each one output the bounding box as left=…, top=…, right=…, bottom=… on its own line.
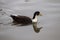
left=32, top=15, right=37, bottom=22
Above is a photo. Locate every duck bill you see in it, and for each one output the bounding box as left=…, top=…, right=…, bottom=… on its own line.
left=40, top=13, right=43, bottom=16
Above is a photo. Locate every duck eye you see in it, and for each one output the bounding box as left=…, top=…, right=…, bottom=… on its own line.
left=37, top=13, right=39, bottom=15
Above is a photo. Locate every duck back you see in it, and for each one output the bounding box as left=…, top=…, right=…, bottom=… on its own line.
left=10, top=15, right=32, bottom=25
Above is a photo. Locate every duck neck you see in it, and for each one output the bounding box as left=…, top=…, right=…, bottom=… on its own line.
left=32, top=15, right=37, bottom=22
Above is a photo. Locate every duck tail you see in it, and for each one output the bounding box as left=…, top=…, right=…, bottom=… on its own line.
left=10, top=15, right=16, bottom=18
left=10, top=14, right=18, bottom=21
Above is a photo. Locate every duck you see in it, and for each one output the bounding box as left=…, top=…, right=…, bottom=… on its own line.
left=10, top=11, right=42, bottom=26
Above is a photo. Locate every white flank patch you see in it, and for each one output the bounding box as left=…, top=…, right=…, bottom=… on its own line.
left=12, top=14, right=18, bottom=16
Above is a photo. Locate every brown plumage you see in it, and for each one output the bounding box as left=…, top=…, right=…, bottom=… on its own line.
left=10, top=15, right=32, bottom=25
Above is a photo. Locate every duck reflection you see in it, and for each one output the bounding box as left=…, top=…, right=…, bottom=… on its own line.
left=32, top=22, right=43, bottom=33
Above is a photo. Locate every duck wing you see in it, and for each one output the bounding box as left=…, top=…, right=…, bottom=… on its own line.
left=10, top=15, right=32, bottom=24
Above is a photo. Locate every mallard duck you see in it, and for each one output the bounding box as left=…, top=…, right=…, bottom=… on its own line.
left=10, top=11, right=42, bottom=25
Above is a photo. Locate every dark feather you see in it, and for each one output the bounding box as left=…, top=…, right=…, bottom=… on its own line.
left=10, top=15, right=32, bottom=25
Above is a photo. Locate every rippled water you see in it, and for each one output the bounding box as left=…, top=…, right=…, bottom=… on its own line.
left=0, top=0, right=60, bottom=40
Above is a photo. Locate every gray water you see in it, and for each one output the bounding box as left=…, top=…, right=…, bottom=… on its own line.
left=0, top=0, right=60, bottom=40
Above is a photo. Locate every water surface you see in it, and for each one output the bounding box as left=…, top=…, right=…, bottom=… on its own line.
left=0, top=0, right=60, bottom=40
